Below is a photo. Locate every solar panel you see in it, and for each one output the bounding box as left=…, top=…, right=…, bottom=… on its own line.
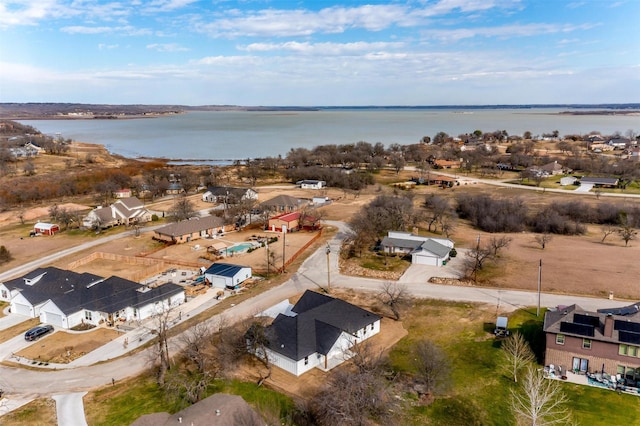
left=619, top=330, right=640, bottom=345
left=614, top=320, right=640, bottom=333
left=560, top=321, right=595, bottom=337
left=574, top=313, right=600, bottom=327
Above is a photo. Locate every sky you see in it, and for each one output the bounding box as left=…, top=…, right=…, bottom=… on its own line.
left=0, top=0, right=638, bottom=106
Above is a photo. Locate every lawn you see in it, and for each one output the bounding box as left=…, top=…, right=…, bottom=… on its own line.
left=0, top=317, right=40, bottom=344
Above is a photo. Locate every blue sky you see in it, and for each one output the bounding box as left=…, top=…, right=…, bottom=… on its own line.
left=0, top=0, right=638, bottom=105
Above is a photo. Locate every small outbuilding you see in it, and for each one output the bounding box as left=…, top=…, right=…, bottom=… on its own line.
left=204, top=263, right=252, bottom=289
left=33, top=222, right=60, bottom=236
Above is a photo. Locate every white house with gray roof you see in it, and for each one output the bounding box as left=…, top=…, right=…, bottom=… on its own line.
left=0, top=267, right=184, bottom=329
left=380, top=231, right=454, bottom=266
left=250, top=291, right=381, bottom=376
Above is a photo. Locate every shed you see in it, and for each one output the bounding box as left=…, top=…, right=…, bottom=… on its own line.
left=204, top=263, right=252, bottom=289
left=33, top=222, right=60, bottom=236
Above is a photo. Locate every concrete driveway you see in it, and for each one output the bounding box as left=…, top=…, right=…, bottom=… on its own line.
left=52, top=392, right=88, bottom=426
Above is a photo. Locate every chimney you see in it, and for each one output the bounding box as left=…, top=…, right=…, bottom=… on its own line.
left=604, top=314, right=614, bottom=338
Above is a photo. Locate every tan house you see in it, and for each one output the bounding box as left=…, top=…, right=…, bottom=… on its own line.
left=268, top=211, right=300, bottom=232
left=83, top=197, right=152, bottom=229
left=153, top=215, right=231, bottom=243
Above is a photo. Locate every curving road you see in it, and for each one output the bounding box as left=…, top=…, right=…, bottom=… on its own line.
left=0, top=220, right=630, bottom=414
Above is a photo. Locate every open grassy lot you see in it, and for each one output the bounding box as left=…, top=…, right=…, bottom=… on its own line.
left=0, top=397, right=57, bottom=426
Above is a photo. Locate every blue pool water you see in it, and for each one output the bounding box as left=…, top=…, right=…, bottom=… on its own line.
left=226, top=242, right=255, bottom=254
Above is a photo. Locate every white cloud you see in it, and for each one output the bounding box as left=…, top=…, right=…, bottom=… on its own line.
left=98, top=43, right=119, bottom=50
left=61, top=25, right=151, bottom=35
left=422, top=22, right=599, bottom=42
left=146, top=43, right=190, bottom=52
left=143, top=0, right=199, bottom=13
left=238, top=41, right=405, bottom=55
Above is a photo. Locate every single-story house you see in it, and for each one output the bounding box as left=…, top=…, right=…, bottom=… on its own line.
left=297, top=180, right=326, bottom=190
left=268, top=211, right=300, bottom=232
left=165, top=183, right=184, bottom=195
left=33, top=222, right=60, bottom=236
left=0, top=267, right=185, bottom=329
left=251, top=290, right=381, bottom=376
left=204, top=263, right=252, bottom=289
left=259, top=194, right=307, bottom=213
left=380, top=231, right=454, bottom=266
left=82, top=197, right=152, bottom=229
left=580, top=177, right=619, bottom=188
left=114, top=188, right=132, bottom=198
left=544, top=303, right=640, bottom=385
left=539, top=161, right=570, bottom=176
left=202, top=186, right=258, bottom=204
left=432, top=159, right=463, bottom=169
left=153, top=215, right=231, bottom=244
left=607, top=138, right=631, bottom=150
left=131, top=393, right=263, bottom=426
left=312, top=196, right=330, bottom=205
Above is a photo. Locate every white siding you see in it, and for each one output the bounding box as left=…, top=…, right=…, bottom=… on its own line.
left=0, top=284, right=11, bottom=302
left=11, top=293, right=35, bottom=317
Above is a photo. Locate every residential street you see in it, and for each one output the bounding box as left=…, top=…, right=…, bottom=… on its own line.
left=0, top=220, right=632, bottom=417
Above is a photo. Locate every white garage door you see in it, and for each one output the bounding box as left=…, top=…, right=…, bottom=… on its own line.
left=12, top=302, right=31, bottom=316
left=413, top=255, right=438, bottom=266
left=43, top=312, right=63, bottom=327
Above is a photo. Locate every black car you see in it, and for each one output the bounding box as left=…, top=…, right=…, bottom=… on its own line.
left=24, top=325, right=54, bottom=341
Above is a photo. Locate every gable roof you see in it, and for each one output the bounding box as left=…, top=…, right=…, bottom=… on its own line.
left=418, top=239, right=451, bottom=258
left=4, top=267, right=183, bottom=315
left=260, top=194, right=305, bottom=209
left=270, top=211, right=301, bottom=223
left=205, top=262, right=250, bottom=277
left=154, top=215, right=225, bottom=237
left=580, top=176, right=619, bottom=185
left=263, top=290, right=380, bottom=361
left=206, top=186, right=254, bottom=198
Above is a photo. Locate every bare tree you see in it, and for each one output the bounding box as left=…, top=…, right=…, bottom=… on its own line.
left=501, top=332, right=535, bottom=383
left=245, top=318, right=273, bottom=386
left=463, top=241, right=494, bottom=282
left=169, top=195, right=198, bottom=222
left=413, top=339, right=450, bottom=395
left=146, top=306, right=176, bottom=386
left=0, top=245, right=13, bottom=265
left=618, top=222, right=637, bottom=247
left=378, top=281, right=410, bottom=320
left=534, top=233, right=552, bottom=250
left=510, top=365, right=571, bottom=426
left=489, top=235, right=512, bottom=257
left=312, top=363, right=396, bottom=426
left=601, top=224, right=616, bottom=242
left=424, top=194, right=452, bottom=233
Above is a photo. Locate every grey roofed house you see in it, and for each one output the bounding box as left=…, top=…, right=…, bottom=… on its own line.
left=380, top=231, right=454, bottom=266
left=3, top=267, right=184, bottom=313
left=1, top=266, right=184, bottom=328
left=83, top=197, right=151, bottom=229
left=154, top=215, right=226, bottom=239
left=261, top=290, right=381, bottom=362
left=419, top=239, right=452, bottom=258
left=130, top=393, right=263, bottom=426
left=202, top=186, right=258, bottom=203
left=580, top=176, right=619, bottom=187
left=259, top=194, right=307, bottom=212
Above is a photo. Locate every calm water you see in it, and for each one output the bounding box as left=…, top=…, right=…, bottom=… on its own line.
left=19, top=109, right=639, bottom=161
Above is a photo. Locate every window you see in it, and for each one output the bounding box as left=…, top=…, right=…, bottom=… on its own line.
left=556, top=334, right=565, bottom=345
left=620, top=344, right=628, bottom=356
left=582, top=339, right=591, bottom=349
left=370, top=323, right=374, bottom=331
left=85, top=311, right=93, bottom=321
left=304, top=356, right=309, bottom=366
left=630, top=346, right=638, bottom=357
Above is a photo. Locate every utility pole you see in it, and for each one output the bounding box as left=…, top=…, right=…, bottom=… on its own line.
left=537, top=259, right=542, bottom=317
left=282, top=226, right=286, bottom=272
left=325, top=243, right=331, bottom=292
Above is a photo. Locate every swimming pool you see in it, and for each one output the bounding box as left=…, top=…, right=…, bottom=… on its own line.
left=226, top=242, right=256, bottom=254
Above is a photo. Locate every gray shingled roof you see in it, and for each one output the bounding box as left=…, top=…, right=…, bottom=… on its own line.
left=155, top=215, right=225, bottom=237
left=263, top=290, right=380, bottom=361
left=380, top=236, right=423, bottom=251
left=4, top=267, right=183, bottom=315
left=418, top=239, right=451, bottom=258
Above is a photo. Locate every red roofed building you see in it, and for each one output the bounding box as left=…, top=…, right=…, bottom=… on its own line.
left=268, top=211, right=300, bottom=232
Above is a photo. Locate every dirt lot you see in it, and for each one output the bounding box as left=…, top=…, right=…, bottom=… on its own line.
left=15, top=328, right=122, bottom=364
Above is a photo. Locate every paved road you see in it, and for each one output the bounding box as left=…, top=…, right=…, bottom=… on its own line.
left=52, top=393, right=88, bottom=426
left=0, top=220, right=631, bottom=416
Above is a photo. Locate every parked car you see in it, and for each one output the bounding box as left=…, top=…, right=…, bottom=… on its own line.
left=24, top=325, right=54, bottom=341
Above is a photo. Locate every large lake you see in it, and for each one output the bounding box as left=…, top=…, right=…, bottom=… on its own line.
left=19, top=109, right=639, bottom=161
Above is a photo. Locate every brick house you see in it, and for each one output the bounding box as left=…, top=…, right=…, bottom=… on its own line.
left=544, top=304, right=640, bottom=386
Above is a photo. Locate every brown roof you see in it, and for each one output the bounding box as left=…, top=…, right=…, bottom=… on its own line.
left=130, top=393, right=262, bottom=426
